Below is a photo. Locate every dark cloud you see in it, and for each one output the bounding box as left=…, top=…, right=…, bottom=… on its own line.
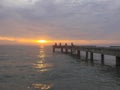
left=0, top=0, right=120, bottom=40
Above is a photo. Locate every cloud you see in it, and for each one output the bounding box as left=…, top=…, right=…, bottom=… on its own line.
left=0, top=0, right=120, bottom=43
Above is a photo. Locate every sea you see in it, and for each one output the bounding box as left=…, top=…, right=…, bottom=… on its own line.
left=0, top=45, right=120, bottom=90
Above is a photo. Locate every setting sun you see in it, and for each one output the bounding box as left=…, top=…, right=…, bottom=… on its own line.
left=37, top=40, right=47, bottom=43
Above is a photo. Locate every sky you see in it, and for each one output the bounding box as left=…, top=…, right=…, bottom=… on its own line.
left=0, top=0, right=120, bottom=45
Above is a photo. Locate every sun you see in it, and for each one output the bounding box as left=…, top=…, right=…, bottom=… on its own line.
left=37, top=40, right=47, bottom=43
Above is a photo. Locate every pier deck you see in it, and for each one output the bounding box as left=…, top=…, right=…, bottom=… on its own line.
left=53, top=43, right=120, bottom=66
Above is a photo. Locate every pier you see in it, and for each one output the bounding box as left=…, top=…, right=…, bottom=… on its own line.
left=53, top=43, right=120, bottom=66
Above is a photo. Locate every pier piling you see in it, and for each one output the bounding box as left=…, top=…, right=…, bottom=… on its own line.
left=101, top=54, right=104, bottom=64
left=116, top=56, right=120, bottom=66
left=90, top=52, right=94, bottom=62
left=86, top=52, right=89, bottom=61
left=65, top=43, right=68, bottom=54
left=70, top=43, right=74, bottom=55
left=77, top=50, right=81, bottom=59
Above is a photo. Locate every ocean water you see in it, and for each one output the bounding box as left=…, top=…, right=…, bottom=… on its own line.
left=0, top=45, right=120, bottom=90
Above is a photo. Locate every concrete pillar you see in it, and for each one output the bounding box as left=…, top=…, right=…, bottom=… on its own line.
left=55, top=43, right=57, bottom=46
left=53, top=43, right=57, bottom=52
left=70, top=43, right=74, bottom=55
left=101, top=54, right=104, bottom=64
left=70, top=49, right=73, bottom=55
left=59, top=43, right=61, bottom=46
left=71, top=43, right=74, bottom=46
left=61, top=47, right=63, bottom=53
left=90, top=52, right=93, bottom=62
left=86, top=52, right=88, bottom=61
left=77, top=50, right=80, bottom=59
left=116, top=56, right=120, bottom=66
left=53, top=47, right=55, bottom=52
left=65, top=43, right=68, bottom=54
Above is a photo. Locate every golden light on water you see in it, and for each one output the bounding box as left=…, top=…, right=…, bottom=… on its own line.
left=33, top=62, right=53, bottom=72
left=29, top=83, right=52, bottom=90
left=33, top=46, right=53, bottom=72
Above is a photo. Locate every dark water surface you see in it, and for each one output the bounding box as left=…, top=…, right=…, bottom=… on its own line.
left=0, top=45, right=120, bottom=90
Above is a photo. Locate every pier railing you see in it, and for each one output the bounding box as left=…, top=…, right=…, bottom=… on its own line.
left=53, top=43, right=120, bottom=66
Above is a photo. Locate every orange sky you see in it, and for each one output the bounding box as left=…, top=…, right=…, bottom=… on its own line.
left=0, top=36, right=120, bottom=46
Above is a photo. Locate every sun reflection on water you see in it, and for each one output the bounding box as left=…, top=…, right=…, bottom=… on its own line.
left=28, top=83, right=52, bottom=90
left=33, top=62, right=52, bottom=72
left=33, top=45, right=53, bottom=72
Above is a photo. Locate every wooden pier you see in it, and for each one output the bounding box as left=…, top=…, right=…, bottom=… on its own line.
left=53, top=43, right=120, bottom=66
